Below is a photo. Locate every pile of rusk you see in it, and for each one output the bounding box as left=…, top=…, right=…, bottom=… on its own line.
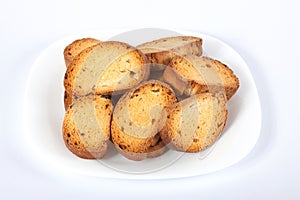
left=62, top=36, right=239, bottom=161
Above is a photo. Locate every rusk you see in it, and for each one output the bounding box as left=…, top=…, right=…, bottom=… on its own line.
left=111, top=80, right=177, bottom=161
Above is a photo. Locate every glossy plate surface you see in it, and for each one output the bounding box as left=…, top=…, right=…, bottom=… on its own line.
left=23, top=29, right=261, bottom=179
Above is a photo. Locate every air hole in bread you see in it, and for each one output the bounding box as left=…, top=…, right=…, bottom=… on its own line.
left=129, top=71, right=138, bottom=79
left=74, top=142, right=78, bottom=145
left=217, top=122, right=223, bottom=128
left=134, top=89, right=140, bottom=93
left=119, top=144, right=126, bottom=150
left=101, top=95, right=111, bottom=99
left=151, top=119, right=156, bottom=124
left=193, top=138, right=199, bottom=143
left=150, top=135, right=161, bottom=147
left=67, top=133, right=71, bottom=137
left=80, top=133, right=85, bottom=136
left=167, top=91, right=173, bottom=96
left=151, top=89, right=160, bottom=93
left=189, top=102, right=197, bottom=109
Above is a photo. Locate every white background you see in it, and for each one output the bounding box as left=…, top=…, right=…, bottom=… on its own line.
left=0, top=0, right=299, bottom=199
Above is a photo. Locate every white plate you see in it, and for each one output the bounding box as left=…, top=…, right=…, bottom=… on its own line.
left=22, top=28, right=261, bottom=179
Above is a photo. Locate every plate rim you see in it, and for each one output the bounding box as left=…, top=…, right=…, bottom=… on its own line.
left=22, top=28, right=262, bottom=180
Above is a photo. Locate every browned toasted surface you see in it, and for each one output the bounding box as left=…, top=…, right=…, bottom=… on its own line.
left=137, top=36, right=202, bottom=70
left=62, top=95, right=113, bottom=159
left=63, top=38, right=101, bottom=68
left=114, top=138, right=166, bottom=161
left=161, top=92, right=228, bottom=152
left=164, top=55, right=239, bottom=100
left=61, top=35, right=237, bottom=161
left=64, top=91, right=72, bottom=110
left=64, top=41, right=149, bottom=97
left=64, top=45, right=96, bottom=94
left=111, top=80, right=177, bottom=160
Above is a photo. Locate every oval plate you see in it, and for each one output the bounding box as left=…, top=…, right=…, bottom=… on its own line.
left=23, top=28, right=261, bottom=179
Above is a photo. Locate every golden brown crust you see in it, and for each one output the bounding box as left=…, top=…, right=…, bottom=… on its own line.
left=64, top=139, right=108, bottom=159
left=114, top=139, right=166, bottom=161
left=64, top=45, right=96, bottom=95
left=64, top=38, right=101, bottom=68
left=64, top=91, right=72, bottom=110
left=111, top=119, right=160, bottom=153
left=213, top=59, right=240, bottom=99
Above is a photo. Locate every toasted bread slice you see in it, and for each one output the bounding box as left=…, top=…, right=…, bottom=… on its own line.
left=111, top=80, right=177, bottom=161
left=161, top=92, right=228, bottom=152
left=63, top=38, right=101, bottom=68
left=164, top=56, right=239, bottom=100
left=64, top=41, right=150, bottom=97
left=62, top=95, right=113, bottom=159
left=137, top=36, right=202, bottom=71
